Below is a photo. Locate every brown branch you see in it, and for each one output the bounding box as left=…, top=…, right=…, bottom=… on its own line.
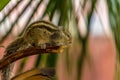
left=11, top=68, right=55, bottom=80
left=0, top=46, right=62, bottom=70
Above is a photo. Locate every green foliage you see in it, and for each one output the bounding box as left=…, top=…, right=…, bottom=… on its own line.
left=107, top=0, right=120, bottom=80
left=0, top=0, right=10, bottom=11
left=107, top=0, right=120, bottom=58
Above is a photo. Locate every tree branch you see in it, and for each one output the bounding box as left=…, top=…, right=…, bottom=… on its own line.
left=0, top=46, right=62, bottom=70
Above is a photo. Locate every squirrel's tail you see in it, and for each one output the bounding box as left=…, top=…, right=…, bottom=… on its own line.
left=1, top=63, right=14, bottom=80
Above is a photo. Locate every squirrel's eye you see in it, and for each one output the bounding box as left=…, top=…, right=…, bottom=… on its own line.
left=50, top=32, right=60, bottom=39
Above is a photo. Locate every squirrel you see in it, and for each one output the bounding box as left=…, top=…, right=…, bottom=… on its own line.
left=1, top=20, right=71, bottom=80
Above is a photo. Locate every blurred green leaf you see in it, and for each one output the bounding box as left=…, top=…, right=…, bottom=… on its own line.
left=0, top=0, right=10, bottom=11
left=107, top=0, right=120, bottom=80
left=45, top=54, right=58, bottom=67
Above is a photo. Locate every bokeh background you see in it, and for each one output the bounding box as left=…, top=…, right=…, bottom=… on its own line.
left=0, top=0, right=120, bottom=80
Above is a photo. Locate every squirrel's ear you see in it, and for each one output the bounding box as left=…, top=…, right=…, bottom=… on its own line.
left=50, top=31, right=60, bottom=39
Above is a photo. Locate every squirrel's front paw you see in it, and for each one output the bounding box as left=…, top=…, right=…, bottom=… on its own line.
left=40, top=44, right=46, bottom=49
